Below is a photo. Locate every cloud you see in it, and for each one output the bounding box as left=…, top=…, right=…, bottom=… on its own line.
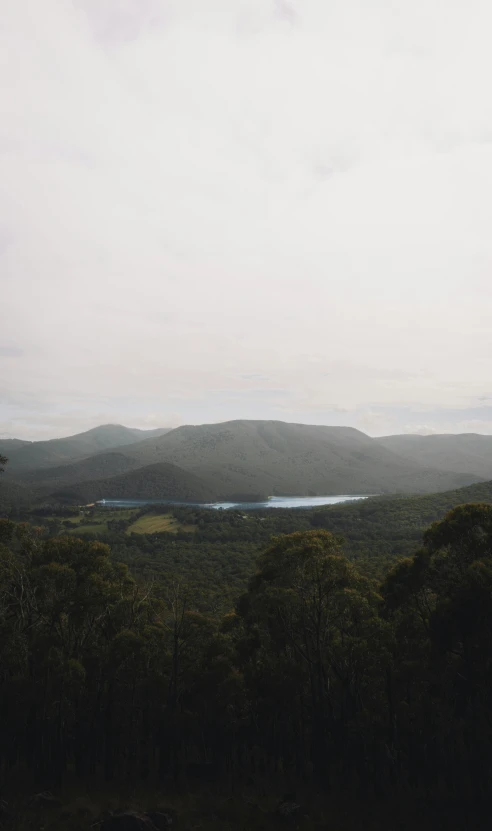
left=0, top=345, right=24, bottom=358
left=1, top=0, right=492, bottom=438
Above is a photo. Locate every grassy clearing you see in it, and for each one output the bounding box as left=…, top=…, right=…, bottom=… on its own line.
left=104, top=509, right=138, bottom=521
left=40, top=509, right=195, bottom=538
left=71, top=522, right=108, bottom=536
left=40, top=514, right=82, bottom=525
left=66, top=509, right=137, bottom=534
left=126, top=513, right=195, bottom=535
left=66, top=515, right=83, bottom=525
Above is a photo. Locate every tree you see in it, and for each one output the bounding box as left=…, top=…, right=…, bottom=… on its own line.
left=240, top=530, right=388, bottom=785
left=380, top=504, right=492, bottom=795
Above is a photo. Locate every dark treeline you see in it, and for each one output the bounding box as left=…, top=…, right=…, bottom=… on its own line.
left=2, top=501, right=492, bottom=812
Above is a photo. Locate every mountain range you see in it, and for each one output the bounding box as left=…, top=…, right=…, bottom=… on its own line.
left=2, top=420, right=491, bottom=508
left=377, top=433, right=492, bottom=480
left=0, top=425, right=171, bottom=472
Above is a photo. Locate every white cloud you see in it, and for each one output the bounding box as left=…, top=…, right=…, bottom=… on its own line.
left=1, top=0, right=492, bottom=438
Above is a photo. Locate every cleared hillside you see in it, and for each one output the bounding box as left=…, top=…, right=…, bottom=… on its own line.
left=4, top=425, right=171, bottom=472
left=116, top=420, right=482, bottom=497
left=51, top=462, right=220, bottom=505
left=377, top=433, right=492, bottom=479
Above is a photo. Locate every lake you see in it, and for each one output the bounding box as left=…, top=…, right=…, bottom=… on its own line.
left=97, top=495, right=369, bottom=510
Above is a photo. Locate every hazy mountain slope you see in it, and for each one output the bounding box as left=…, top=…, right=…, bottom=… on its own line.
left=118, top=420, right=482, bottom=496
left=4, top=425, right=171, bottom=472
left=18, top=452, right=142, bottom=494
left=133, top=428, right=172, bottom=440
left=51, top=462, right=219, bottom=505
left=377, top=433, right=492, bottom=479
left=0, top=439, right=31, bottom=456
left=0, top=479, right=34, bottom=515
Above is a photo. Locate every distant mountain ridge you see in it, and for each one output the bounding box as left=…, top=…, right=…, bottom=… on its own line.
left=17, top=452, right=143, bottom=495
left=52, top=462, right=219, bottom=505
left=377, top=433, right=492, bottom=480
left=113, top=420, right=481, bottom=497
left=0, top=439, right=31, bottom=452
left=2, top=424, right=172, bottom=472
left=3, top=420, right=491, bottom=509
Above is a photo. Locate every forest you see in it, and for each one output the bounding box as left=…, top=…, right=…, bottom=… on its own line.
left=16, top=478, right=492, bottom=609
left=2, top=448, right=492, bottom=828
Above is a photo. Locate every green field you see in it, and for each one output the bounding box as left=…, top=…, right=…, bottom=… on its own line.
left=66, top=508, right=139, bottom=536
left=39, top=508, right=197, bottom=538
left=72, top=522, right=108, bottom=536
left=103, top=509, right=137, bottom=522
left=126, top=512, right=195, bottom=535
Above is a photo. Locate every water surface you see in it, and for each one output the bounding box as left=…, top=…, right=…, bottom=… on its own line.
left=97, top=495, right=369, bottom=510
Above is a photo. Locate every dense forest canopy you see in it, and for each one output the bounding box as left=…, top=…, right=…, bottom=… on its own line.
left=2, top=499, right=492, bottom=828
left=4, top=478, right=491, bottom=603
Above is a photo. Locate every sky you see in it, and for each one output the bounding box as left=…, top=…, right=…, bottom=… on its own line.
left=2, top=0, right=492, bottom=440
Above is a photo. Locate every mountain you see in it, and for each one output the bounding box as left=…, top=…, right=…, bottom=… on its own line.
left=52, top=462, right=219, bottom=505
left=3, top=425, right=172, bottom=473
left=17, top=451, right=142, bottom=494
left=111, top=420, right=482, bottom=498
left=131, top=428, right=173, bottom=440
left=0, top=438, right=31, bottom=461
left=6, top=421, right=489, bottom=506
left=377, top=433, right=492, bottom=480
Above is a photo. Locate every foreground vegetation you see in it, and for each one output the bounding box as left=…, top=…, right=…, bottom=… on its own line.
left=3, top=447, right=492, bottom=826
left=15, top=479, right=492, bottom=603
left=2, top=494, right=492, bottom=826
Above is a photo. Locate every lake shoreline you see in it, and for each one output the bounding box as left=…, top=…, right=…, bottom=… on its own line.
left=95, top=494, right=370, bottom=510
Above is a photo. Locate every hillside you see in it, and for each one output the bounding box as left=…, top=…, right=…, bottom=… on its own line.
left=312, top=478, right=492, bottom=575
left=45, top=478, right=492, bottom=592
left=6, top=421, right=492, bottom=507
left=115, top=477, right=492, bottom=584
left=116, top=420, right=482, bottom=497
left=377, top=433, right=492, bottom=479
left=51, top=461, right=220, bottom=505
left=17, top=451, right=142, bottom=493
left=0, top=478, right=34, bottom=515
left=3, top=424, right=171, bottom=472
left=0, top=438, right=31, bottom=456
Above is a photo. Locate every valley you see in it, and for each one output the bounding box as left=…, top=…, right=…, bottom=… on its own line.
left=3, top=423, right=492, bottom=822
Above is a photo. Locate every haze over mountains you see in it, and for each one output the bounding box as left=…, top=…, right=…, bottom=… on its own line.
left=56, top=462, right=220, bottom=506
left=377, top=433, right=492, bottom=480
left=1, top=420, right=491, bottom=508
left=0, top=425, right=172, bottom=471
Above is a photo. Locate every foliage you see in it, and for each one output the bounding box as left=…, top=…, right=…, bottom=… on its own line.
left=2, top=504, right=492, bottom=813
left=50, top=463, right=220, bottom=505
left=311, top=479, right=492, bottom=575
left=5, top=479, right=491, bottom=611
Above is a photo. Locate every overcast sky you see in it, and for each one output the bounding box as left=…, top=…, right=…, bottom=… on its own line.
left=2, top=0, right=492, bottom=440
